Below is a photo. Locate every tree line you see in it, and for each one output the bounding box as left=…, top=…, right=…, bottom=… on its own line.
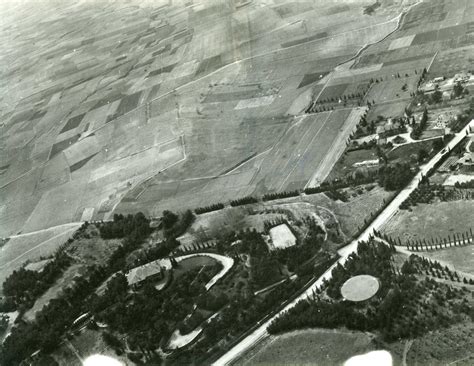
left=268, top=240, right=473, bottom=342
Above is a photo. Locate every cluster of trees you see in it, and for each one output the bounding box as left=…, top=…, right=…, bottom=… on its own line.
left=348, top=139, right=376, bottom=152
left=273, top=219, right=325, bottom=274
left=0, top=213, right=153, bottom=365
left=450, top=97, right=474, bottom=132
left=194, top=203, right=225, bottom=214
left=325, top=188, right=349, bottom=202
left=162, top=209, right=194, bottom=238
left=268, top=241, right=473, bottom=342
left=400, top=180, right=474, bottom=210
left=454, top=179, right=474, bottom=188
left=0, top=315, right=9, bottom=335
left=304, top=174, right=377, bottom=195
left=416, top=67, right=428, bottom=89
left=411, top=107, right=428, bottom=140
left=377, top=163, right=414, bottom=191
left=89, top=261, right=222, bottom=358
left=172, top=255, right=336, bottom=365
left=0, top=264, right=110, bottom=365
left=262, top=217, right=287, bottom=232
left=402, top=255, right=474, bottom=285
left=1, top=250, right=72, bottom=312
left=99, top=213, right=151, bottom=240
left=364, top=1, right=381, bottom=15
left=453, top=81, right=468, bottom=99
left=229, top=196, right=258, bottom=207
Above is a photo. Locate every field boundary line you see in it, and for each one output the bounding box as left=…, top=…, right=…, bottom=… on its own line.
left=0, top=225, right=79, bottom=269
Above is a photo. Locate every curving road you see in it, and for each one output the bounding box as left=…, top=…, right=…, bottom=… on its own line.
left=212, top=120, right=473, bottom=366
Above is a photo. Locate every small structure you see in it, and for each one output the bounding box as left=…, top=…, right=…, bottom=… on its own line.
left=376, top=119, right=402, bottom=140
left=353, top=159, right=379, bottom=168
left=268, top=224, right=297, bottom=250
left=126, top=258, right=174, bottom=288
left=341, top=274, right=379, bottom=302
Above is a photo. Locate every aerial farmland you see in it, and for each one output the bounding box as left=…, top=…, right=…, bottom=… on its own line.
left=1, top=0, right=474, bottom=365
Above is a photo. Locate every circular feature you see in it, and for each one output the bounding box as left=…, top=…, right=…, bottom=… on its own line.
left=340, top=275, right=380, bottom=302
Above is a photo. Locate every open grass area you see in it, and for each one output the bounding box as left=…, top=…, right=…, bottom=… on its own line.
left=403, top=323, right=474, bottom=366
left=383, top=201, right=474, bottom=243
left=327, top=148, right=379, bottom=181
left=236, top=329, right=376, bottom=365
left=388, top=139, right=440, bottom=163
left=174, top=256, right=217, bottom=279
left=417, top=245, right=474, bottom=276
left=0, top=224, right=80, bottom=294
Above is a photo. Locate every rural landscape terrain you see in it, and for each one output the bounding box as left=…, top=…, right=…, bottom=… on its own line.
left=1, top=0, right=473, bottom=365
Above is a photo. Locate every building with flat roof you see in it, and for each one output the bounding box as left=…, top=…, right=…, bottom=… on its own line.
left=126, top=258, right=173, bottom=287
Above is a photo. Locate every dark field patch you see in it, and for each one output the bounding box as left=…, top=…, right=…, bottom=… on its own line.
left=152, top=44, right=171, bottom=57
left=106, top=91, right=142, bottom=122
left=281, top=32, right=328, bottom=48
left=203, top=89, right=260, bottom=103
left=0, top=164, right=9, bottom=174
left=60, top=114, right=85, bottom=134
left=135, top=58, right=154, bottom=70
left=195, top=55, right=222, bottom=75
left=382, top=53, right=434, bottom=67
left=29, top=110, right=47, bottom=121
left=412, top=23, right=469, bottom=45
left=298, top=72, right=329, bottom=89
left=70, top=153, right=98, bottom=173
left=91, top=94, right=124, bottom=110
left=49, top=134, right=80, bottom=159
left=80, top=37, right=95, bottom=46
left=147, top=84, right=161, bottom=101
left=401, top=3, right=446, bottom=30
left=318, top=83, right=349, bottom=101
left=147, top=63, right=177, bottom=78
left=173, top=29, right=193, bottom=41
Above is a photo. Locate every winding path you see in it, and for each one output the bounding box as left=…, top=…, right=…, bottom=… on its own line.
left=176, top=252, right=234, bottom=291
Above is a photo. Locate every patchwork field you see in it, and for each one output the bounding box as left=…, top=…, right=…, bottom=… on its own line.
left=1, top=0, right=422, bottom=238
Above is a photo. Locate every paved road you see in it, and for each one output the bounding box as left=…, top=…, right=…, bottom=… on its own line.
left=212, top=119, right=473, bottom=366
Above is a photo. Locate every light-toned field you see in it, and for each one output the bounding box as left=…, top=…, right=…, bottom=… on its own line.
left=268, top=224, right=297, bottom=250
left=236, top=328, right=377, bottom=366
left=52, top=329, right=128, bottom=366
left=382, top=201, right=474, bottom=243
left=0, top=224, right=80, bottom=293
left=341, top=274, right=380, bottom=301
